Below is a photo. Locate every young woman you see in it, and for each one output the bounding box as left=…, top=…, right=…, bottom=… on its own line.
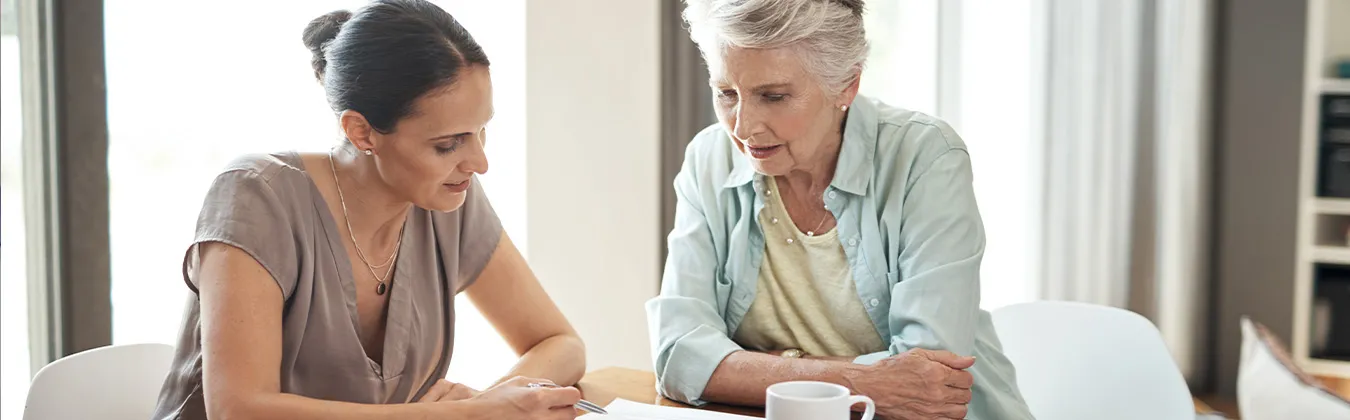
left=153, top=2, right=584, bottom=419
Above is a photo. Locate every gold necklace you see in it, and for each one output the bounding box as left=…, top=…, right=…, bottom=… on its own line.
left=776, top=178, right=832, bottom=237
left=328, top=148, right=404, bottom=295
left=806, top=207, right=830, bottom=237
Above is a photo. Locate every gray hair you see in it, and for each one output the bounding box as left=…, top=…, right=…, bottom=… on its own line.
left=683, top=0, right=869, bottom=94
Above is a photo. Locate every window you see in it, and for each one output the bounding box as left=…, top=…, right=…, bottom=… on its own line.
left=434, top=0, right=525, bottom=391
left=862, top=0, right=1037, bottom=310
left=862, top=0, right=938, bottom=115
left=955, top=0, right=1036, bottom=309
left=1, top=1, right=33, bottom=417
left=104, top=0, right=523, bottom=389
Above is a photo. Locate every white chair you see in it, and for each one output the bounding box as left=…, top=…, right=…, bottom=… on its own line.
left=24, top=343, right=176, bottom=420
left=991, top=301, right=1194, bottom=420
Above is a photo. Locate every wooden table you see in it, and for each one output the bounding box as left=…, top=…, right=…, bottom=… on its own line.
left=578, top=367, right=762, bottom=417
left=577, top=367, right=1224, bottom=418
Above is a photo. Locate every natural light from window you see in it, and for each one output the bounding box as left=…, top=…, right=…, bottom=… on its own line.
left=1, top=5, right=32, bottom=418
left=863, top=0, right=1037, bottom=311
left=104, top=0, right=522, bottom=390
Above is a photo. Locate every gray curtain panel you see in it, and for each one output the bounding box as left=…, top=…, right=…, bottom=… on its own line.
left=660, top=0, right=715, bottom=272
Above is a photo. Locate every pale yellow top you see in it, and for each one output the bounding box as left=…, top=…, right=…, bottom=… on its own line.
left=732, top=180, right=886, bottom=357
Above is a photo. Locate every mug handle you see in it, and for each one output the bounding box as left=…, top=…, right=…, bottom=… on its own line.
left=849, top=395, right=876, bottom=420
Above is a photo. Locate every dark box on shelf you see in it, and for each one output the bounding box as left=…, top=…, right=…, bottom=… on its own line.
left=1318, top=95, right=1350, bottom=197
left=1313, top=264, right=1350, bottom=360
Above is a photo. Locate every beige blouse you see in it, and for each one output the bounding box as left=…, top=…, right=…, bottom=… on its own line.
left=733, top=180, right=886, bottom=357
left=152, top=151, right=502, bottom=419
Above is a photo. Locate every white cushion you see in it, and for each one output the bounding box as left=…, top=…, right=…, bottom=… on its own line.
left=1237, top=317, right=1350, bottom=420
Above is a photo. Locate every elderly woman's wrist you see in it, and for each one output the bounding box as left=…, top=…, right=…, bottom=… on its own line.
left=836, top=362, right=872, bottom=394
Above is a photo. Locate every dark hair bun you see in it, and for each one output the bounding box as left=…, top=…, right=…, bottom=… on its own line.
left=302, top=10, right=353, bottom=81
left=302, top=0, right=490, bottom=134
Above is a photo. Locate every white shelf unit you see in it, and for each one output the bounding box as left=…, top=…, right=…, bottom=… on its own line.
left=1313, top=246, right=1350, bottom=265
left=1314, top=197, right=1350, bottom=215
left=1304, top=358, right=1350, bottom=379
left=1293, top=0, right=1350, bottom=379
left=1327, top=78, right=1350, bottom=95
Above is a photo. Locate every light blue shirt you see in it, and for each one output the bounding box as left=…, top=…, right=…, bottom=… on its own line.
left=646, top=95, right=1035, bottom=420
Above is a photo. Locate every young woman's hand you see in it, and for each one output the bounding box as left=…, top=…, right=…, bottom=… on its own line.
left=467, top=376, right=581, bottom=420
left=417, top=379, right=480, bottom=403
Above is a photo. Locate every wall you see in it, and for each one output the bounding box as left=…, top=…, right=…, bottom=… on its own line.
left=1210, top=0, right=1308, bottom=397
left=525, top=0, right=662, bottom=372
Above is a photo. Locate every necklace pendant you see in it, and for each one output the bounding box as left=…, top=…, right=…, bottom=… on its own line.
left=375, top=282, right=388, bottom=295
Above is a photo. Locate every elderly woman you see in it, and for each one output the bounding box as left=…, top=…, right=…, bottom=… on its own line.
left=647, top=1, right=1035, bottom=419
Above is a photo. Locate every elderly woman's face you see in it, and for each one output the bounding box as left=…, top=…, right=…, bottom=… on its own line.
left=710, top=47, right=843, bottom=176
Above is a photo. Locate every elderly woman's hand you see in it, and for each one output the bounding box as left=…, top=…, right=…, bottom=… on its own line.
left=846, top=349, right=975, bottom=420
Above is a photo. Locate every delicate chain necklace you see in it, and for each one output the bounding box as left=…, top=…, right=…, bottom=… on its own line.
left=328, top=148, right=404, bottom=295
left=776, top=178, right=832, bottom=237
left=806, top=207, right=830, bottom=237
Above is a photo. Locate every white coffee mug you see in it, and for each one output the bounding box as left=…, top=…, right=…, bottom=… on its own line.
left=766, top=381, right=875, bottom=420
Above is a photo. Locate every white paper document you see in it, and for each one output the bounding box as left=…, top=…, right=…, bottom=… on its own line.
left=578, top=398, right=763, bottom=420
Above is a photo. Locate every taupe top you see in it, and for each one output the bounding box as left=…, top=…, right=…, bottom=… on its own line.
left=152, top=151, right=502, bottom=419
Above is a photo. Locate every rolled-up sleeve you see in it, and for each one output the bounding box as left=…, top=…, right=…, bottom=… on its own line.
left=854, top=148, right=985, bottom=365
left=645, top=153, right=743, bottom=406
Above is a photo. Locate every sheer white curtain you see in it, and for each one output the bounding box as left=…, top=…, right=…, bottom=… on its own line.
left=1150, top=0, right=1213, bottom=384
left=1036, top=0, right=1212, bottom=380
left=1038, top=0, right=1144, bottom=308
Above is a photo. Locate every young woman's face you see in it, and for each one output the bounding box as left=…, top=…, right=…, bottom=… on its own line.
left=367, top=66, right=494, bottom=212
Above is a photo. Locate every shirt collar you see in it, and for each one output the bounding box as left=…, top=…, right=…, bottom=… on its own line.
left=722, top=95, right=877, bottom=195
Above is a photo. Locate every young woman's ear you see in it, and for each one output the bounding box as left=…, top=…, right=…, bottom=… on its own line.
left=339, top=110, right=377, bottom=153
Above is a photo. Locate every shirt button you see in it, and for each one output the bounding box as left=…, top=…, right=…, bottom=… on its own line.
left=848, top=237, right=858, bottom=247
left=772, top=217, right=779, bottom=224
left=828, top=191, right=837, bottom=199
left=869, top=298, right=881, bottom=307
left=786, top=238, right=795, bottom=245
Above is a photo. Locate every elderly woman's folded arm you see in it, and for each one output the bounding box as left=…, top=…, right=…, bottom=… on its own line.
left=647, top=159, right=743, bottom=405
left=854, top=148, right=985, bottom=366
